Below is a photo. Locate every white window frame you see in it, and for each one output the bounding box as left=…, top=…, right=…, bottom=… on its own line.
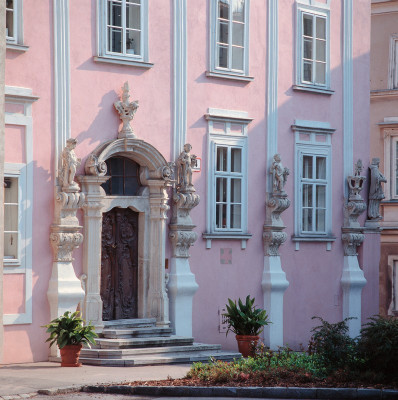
left=387, top=256, right=398, bottom=315
left=6, top=0, right=27, bottom=52
left=207, top=0, right=252, bottom=82
left=388, top=34, right=398, bottom=90
left=292, top=120, right=334, bottom=245
left=95, top=0, right=152, bottom=68
left=3, top=86, right=37, bottom=325
left=381, top=125, right=398, bottom=200
left=294, top=1, right=331, bottom=94
left=203, top=108, right=252, bottom=249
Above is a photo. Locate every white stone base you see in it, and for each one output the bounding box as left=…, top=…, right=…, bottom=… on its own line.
left=167, top=257, right=198, bottom=337
left=262, top=255, right=289, bottom=350
left=341, top=255, right=367, bottom=338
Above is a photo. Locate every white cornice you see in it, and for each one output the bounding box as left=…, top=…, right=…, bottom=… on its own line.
left=371, top=1, right=398, bottom=14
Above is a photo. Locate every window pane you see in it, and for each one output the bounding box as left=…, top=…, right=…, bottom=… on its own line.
left=303, top=14, right=313, bottom=37
left=216, top=204, right=227, bottom=229
left=125, top=159, right=139, bottom=176
left=110, top=176, right=123, bottom=195
left=216, top=147, right=228, bottom=171
left=304, top=39, right=312, bottom=60
left=302, top=184, right=313, bottom=207
left=231, top=179, right=241, bottom=203
left=124, top=177, right=140, bottom=195
left=219, top=0, right=229, bottom=19
left=396, top=141, right=398, bottom=196
left=4, top=204, right=18, bottom=231
left=217, top=45, right=228, bottom=68
left=302, top=156, right=313, bottom=179
left=6, top=1, right=14, bottom=39
left=316, top=62, right=326, bottom=84
left=4, top=178, right=18, bottom=203
left=108, top=27, right=122, bottom=53
left=316, top=39, right=326, bottom=62
left=303, top=62, right=312, bottom=82
left=110, top=157, right=124, bottom=175
left=218, top=21, right=229, bottom=44
left=302, top=208, right=312, bottom=231
left=126, top=3, right=141, bottom=30
left=316, top=17, right=326, bottom=39
left=108, top=1, right=122, bottom=27
left=232, top=22, right=244, bottom=46
left=232, top=46, right=244, bottom=70
left=4, top=232, right=18, bottom=259
left=316, top=209, right=325, bottom=231
left=126, top=30, right=141, bottom=55
left=216, top=178, right=227, bottom=202
left=232, top=0, right=244, bottom=22
left=316, top=157, right=326, bottom=179
left=231, top=204, right=241, bottom=228
left=231, top=148, right=242, bottom=172
left=316, top=185, right=326, bottom=207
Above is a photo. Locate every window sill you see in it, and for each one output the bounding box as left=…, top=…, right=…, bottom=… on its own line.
left=292, top=235, right=336, bottom=251
left=292, top=85, right=334, bottom=95
left=94, top=56, right=154, bottom=69
left=202, top=232, right=252, bottom=249
left=6, top=43, right=29, bottom=52
left=206, top=71, right=254, bottom=83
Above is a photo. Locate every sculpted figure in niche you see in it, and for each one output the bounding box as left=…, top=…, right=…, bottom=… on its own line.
left=177, top=143, right=197, bottom=191
left=60, top=138, right=81, bottom=191
left=270, top=153, right=289, bottom=194
left=368, top=158, right=387, bottom=220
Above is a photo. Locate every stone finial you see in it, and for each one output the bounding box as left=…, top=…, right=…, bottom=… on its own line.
left=59, top=138, right=81, bottom=192
left=347, top=159, right=366, bottom=201
left=368, top=157, right=387, bottom=221
left=114, top=82, right=139, bottom=139
left=176, top=143, right=197, bottom=192
left=270, top=154, right=289, bottom=195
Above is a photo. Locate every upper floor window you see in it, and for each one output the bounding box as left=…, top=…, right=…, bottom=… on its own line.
left=207, top=0, right=252, bottom=81
left=96, top=0, right=152, bottom=68
left=388, top=35, right=398, bottom=89
left=295, top=3, right=330, bottom=93
left=4, top=176, right=19, bottom=261
left=381, top=124, right=398, bottom=200
left=6, top=0, right=26, bottom=51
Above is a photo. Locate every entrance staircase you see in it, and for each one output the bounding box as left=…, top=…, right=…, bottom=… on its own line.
left=79, top=318, right=241, bottom=366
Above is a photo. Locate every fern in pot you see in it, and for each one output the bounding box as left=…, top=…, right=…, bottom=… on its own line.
left=223, top=295, right=270, bottom=357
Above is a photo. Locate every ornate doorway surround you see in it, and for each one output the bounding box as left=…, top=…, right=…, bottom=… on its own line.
left=78, top=138, right=173, bottom=332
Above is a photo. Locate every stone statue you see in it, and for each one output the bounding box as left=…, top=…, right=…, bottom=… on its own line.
left=114, top=81, right=139, bottom=138
left=60, top=138, right=81, bottom=192
left=270, top=154, right=289, bottom=194
left=368, top=158, right=387, bottom=220
left=176, top=143, right=197, bottom=191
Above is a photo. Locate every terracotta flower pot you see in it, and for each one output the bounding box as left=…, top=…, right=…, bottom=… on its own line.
left=235, top=335, right=259, bottom=357
left=60, top=344, right=83, bottom=367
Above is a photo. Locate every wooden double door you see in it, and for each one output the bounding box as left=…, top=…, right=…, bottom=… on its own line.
left=100, top=207, right=138, bottom=321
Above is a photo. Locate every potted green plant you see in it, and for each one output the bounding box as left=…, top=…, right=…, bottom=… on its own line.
left=223, top=295, right=270, bottom=357
left=43, top=311, right=97, bottom=367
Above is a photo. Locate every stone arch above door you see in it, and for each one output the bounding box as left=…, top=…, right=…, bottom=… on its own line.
left=78, top=137, right=173, bottom=332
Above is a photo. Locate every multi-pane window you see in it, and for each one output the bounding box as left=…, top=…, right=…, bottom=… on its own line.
left=106, top=0, right=142, bottom=56
left=209, top=0, right=250, bottom=79
left=215, top=146, right=243, bottom=230
left=6, top=0, right=16, bottom=42
left=388, top=36, right=398, bottom=89
left=4, top=177, right=19, bottom=260
left=301, top=13, right=326, bottom=85
left=300, top=155, right=327, bottom=233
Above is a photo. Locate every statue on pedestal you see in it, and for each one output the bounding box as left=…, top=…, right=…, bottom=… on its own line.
left=270, top=154, right=289, bottom=194
left=176, top=143, right=197, bottom=191
left=60, top=138, right=81, bottom=192
left=368, top=158, right=387, bottom=221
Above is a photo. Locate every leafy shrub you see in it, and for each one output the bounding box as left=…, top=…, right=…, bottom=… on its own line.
left=308, top=316, right=359, bottom=374
left=358, top=315, right=398, bottom=380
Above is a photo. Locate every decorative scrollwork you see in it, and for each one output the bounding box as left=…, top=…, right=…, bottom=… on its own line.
left=85, top=154, right=107, bottom=176
left=263, top=230, right=287, bottom=256
left=50, top=232, right=83, bottom=262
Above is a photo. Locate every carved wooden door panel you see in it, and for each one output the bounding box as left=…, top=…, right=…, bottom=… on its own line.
left=101, top=208, right=138, bottom=321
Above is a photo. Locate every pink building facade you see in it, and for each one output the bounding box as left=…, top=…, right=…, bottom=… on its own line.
left=1, top=0, right=379, bottom=364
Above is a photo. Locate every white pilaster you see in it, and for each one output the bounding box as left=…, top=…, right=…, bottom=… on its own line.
left=53, top=0, right=71, bottom=177
left=173, top=0, right=187, bottom=160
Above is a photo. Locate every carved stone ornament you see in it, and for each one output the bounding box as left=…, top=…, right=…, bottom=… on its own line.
left=54, top=191, right=85, bottom=226
left=367, top=157, right=387, bottom=221
left=114, top=81, right=139, bottom=139
left=341, top=231, right=364, bottom=257
left=270, top=153, right=289, bottom=195
left=169, top=230, right=198, bottom=258
left=176, top=143, right=197, bottom=192
left=263, top=228, right=287, bottom=256
left=85, top=154, right=107, bottom=176
left=59, top=138, right=81, bottom=192
left=347, top=159, right=366, bottom=201
left=50, top=231, right=84, bottom=262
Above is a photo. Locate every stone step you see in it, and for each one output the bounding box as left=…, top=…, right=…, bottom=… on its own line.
left=95, top=335, right=194, bottom=349
left=80, top=350, right=241, bottom=366
left=101, top=326, right=173, bottom=339
left=81, top=343, right=222, bottom=359
left=102, top=318, right=157, bottom=329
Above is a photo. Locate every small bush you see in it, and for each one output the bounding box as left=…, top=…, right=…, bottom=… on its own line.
left=308, top=316, right=359, bottom=374
left=358, top=315, right=398, bottom=380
